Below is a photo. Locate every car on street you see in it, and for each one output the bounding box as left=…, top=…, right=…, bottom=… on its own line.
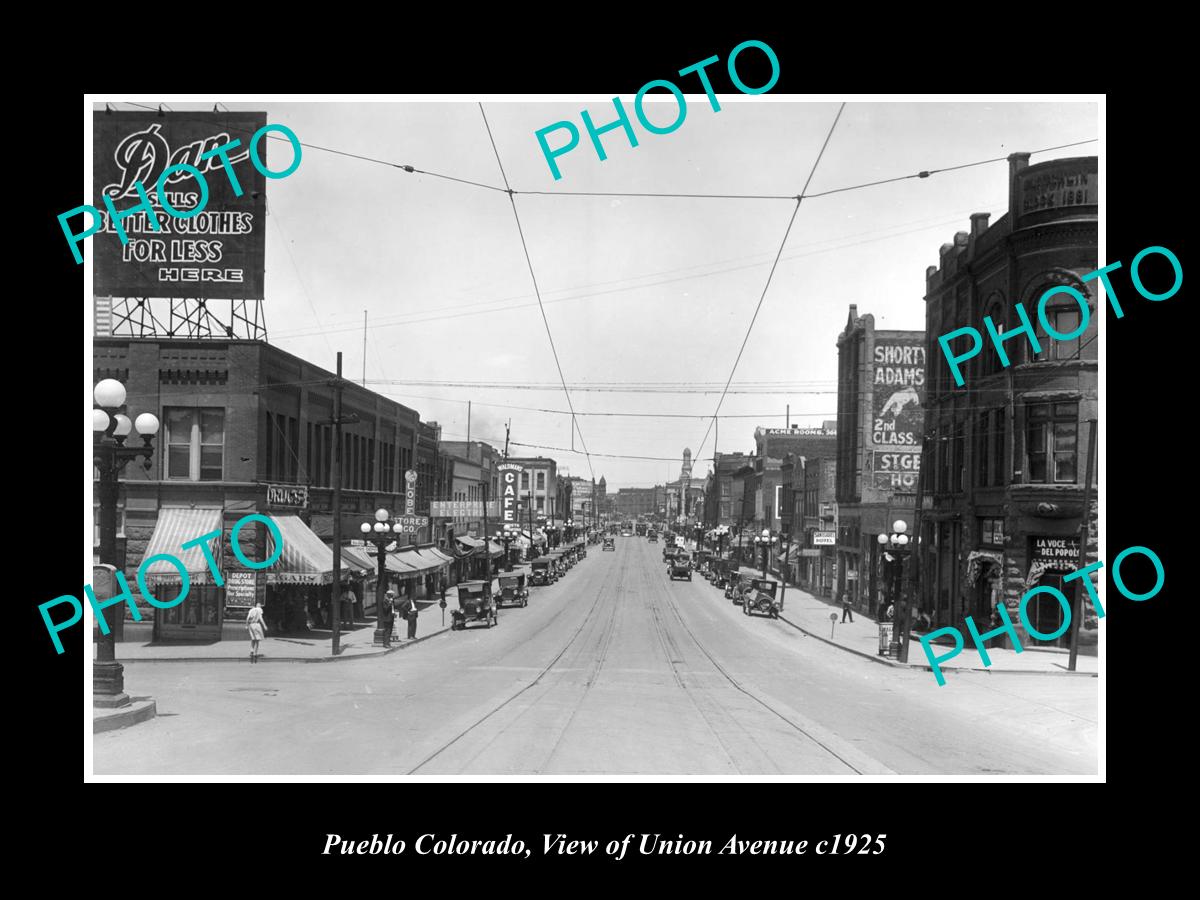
left=741, top=579, right=781, bottom=618
left=669, top=551, right=693, bottom=581
left=602, top=537, right=616, bottom=551
left=647, top=531, right=658, bottom=543
left=451, top=580, right=499, bottom=630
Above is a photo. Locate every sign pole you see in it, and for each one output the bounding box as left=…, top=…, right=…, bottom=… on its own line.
left=331, top=352, right=343, bottom=657
left=1068, top=419, right=1097, bottom=672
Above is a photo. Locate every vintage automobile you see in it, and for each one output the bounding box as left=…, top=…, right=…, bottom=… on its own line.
left=451, top=580, right=498, bottom=630
left=647, top=531, right=658, bottom=543
left=668, top=551, right=693, bottom=581
left=695, top=550, right=713, bottom=574
left=497, top=571, right=529, bottom=608
left=663, top=545, right=679, bottom=564
left=530, top=557, right=557, bottom=585
left=726, top=567, right=760, bottom=603
left=576, top=539, right=588, bottom=559
left=742, top=579, right=782, bottom=618
left=549, top=550, right=567, bottom=575
left=602, top=536, right=616, bottom=552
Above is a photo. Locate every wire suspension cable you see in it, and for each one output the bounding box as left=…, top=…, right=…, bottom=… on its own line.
left=479, top=103, right=595, bottom=482
left=694, top=102, right=846, bottom=462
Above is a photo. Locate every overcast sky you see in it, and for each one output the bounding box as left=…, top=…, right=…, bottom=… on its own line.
left=94, top=98, right=1097, bottom=489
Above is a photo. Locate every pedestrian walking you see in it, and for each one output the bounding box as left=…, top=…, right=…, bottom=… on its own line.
left=397, top=592, right=417, bottom=641
left=340, top=586, right=356, bottom=627
left=841, top=592, right=854, bottom=623
left=380, top=590, right=396, bottom=646
left=246, top=599, right=266, bottom=663
left=990, top=601, right=1008, bottom=650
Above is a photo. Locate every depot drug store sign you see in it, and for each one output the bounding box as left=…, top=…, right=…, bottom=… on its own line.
left=497, top=462, right=524, bottom=531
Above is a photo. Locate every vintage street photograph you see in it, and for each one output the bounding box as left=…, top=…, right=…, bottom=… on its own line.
left=86, top=95, right=1100, bottom=776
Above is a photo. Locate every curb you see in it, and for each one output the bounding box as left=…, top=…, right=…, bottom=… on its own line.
left=776, top=615, right=1097, bottom=678
left=93, top=698, right=157, bottom=733
left=120, top=624, right=453, bottom=664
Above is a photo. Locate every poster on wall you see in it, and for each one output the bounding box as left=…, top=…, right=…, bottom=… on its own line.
left=93, top=111, right=268, bottom=299
left=871, top=335, right=925, bottom=489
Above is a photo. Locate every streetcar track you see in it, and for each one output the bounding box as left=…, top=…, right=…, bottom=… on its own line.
left=641, top=560, right=748, bottom=773
left=656, top=557, right=867, bottom=775
left=405, top=549, right=619, bottom=774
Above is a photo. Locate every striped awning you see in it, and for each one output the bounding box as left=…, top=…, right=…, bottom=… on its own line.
left=265, top=515, right=345, bottom=585
left=428, top=548, right=454, bottom=565
left=141, top=507, right=223, bottom=584
left=455, top=535, right=485, bottom=551
left=341, top=545, right=377, bottom=574
left=385, top=550, right=421, bottom=576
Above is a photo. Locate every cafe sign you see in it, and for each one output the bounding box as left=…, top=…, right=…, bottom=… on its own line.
left=497, top=462, right=524, bottom=531
left=267, top=484, right=308, bottom=508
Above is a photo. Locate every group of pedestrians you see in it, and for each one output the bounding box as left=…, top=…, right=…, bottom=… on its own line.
left=245, top=579, right=446, bottom=661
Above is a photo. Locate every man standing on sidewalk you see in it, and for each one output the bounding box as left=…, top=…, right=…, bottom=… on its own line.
left=841, top=592, right=854, bottom=623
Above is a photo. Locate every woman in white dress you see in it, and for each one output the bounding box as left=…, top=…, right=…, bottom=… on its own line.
left=246, top=599, right=267, bottom=663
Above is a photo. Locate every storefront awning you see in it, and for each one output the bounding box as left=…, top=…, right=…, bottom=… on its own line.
left=455, top=535, right=484, bottom=550
left=141, top=507, right=223, bottom=584
left=341, top=545, right=377, bottom=574
left=265, top=514, right=346, bottom=585
left=385, top=551, right=421, bottom=576
left=428, top=547, right=454, bottom=565
left=487, top=540, right=504, bottom=557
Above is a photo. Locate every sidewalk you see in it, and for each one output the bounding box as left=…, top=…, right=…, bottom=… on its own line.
left=766, top=576, right=1099, bottom=677
left=109, top=600, right=452, bottom=663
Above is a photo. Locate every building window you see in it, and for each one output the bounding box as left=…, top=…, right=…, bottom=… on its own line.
left=521, top=472, right=530, bottom=490
left=1035, top=304, right=1085, bottom=361
left=980, top=517, right=1004, bottom=546
left=976, top=412, right=990, bottom=486
left=536, top=471, right=545, bottom=491
left=993, top=408, right=1006, bottom=486
left=536, top=496, right=544, bottom=513
left=1027, top=402, right=1078, bottom=483
left=165, top=408, right=224, bottom=481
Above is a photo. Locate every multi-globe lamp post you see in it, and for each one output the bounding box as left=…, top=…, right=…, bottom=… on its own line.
left=877, top=519, right=912, bottom=660
left=92, top=378, right=159, bottom=707
left=754, top=528, right=776, bottom=579
left=361, top=508, right=405, bottom=646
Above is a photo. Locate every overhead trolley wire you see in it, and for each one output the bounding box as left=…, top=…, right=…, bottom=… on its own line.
left=694, top=102, right=846, bottom=463
left=478, top=102, right=595, bottom=482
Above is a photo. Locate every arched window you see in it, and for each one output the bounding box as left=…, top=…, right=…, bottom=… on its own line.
left=982, top=294, right=1006, bottom=376
left=1025, top=275, right=1091, bottom=363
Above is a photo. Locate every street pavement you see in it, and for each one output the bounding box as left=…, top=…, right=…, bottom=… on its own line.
left=94, top=537, right=1098, bottom=775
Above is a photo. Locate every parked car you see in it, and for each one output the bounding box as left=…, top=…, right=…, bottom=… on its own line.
left=602, top=536, right=616, bottom=551
left=497, top=571, right=529, bottom=608
left=647, top=531, right=658, bottom=543
left=741, top=579, right=781, bottom=618
left=451, top=580, right=498, bottom=630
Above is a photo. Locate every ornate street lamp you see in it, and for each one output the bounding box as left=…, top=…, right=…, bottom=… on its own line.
left=93, top=378, right=159, bottom=708
left=361, top=507, right=406, bottom=646
left=492, top=529, right=513, bottom=572
left=754, top=528, right=776, bottom=580
left=877, top=519, right=912, bottom=660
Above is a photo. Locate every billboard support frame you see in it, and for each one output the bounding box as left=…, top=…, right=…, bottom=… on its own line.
left=102, top=296, right=267, bottom=340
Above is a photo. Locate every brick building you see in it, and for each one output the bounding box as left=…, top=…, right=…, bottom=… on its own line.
left=836, top=311, right=925, bottom=617
left=93, top=337, right=451, bottom=640
left=918, top=153, right=1098, bottom=645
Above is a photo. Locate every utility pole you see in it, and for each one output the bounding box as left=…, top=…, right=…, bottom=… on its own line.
left=361, top=310, right=367, bottom=387
left=331, top=352, right=344, bottom=656
left=467, top=400, right=471, bottom=443
left=786, top=404, right=790, bottom=428
left=504, top=420, right=510, bottom=459
left=482, top=480, right=491, bottom=580
left=1069, top=419, right=1098, bottom=672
